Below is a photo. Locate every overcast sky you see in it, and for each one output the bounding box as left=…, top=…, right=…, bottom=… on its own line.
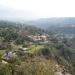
left=0, top=0, right=75, bottom=21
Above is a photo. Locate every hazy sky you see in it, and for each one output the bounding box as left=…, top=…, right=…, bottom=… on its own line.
left=0, top=0, right=75, bottom=21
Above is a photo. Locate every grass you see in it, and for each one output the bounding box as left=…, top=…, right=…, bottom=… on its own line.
left=28, top=45, right=44, bottom=53
left=11, top=42, right=23, bottom=50
left=0, top=50, right=6, bottom=57
left=11, top=41, right=44, bottom=53
left=0, top=43, right=48, bottom=56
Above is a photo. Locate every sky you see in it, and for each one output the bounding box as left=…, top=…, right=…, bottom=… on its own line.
left=0, top=0, right=75, bottom=21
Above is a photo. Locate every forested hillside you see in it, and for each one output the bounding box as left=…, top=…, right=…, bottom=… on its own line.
left=0, top=21, right=75, bottom=75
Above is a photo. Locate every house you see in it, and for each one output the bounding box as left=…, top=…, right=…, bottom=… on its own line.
left=2, top=51, right=16, bottom=61
left=18, top=48, right=28, bottom=52
left=28, top=35, right=48, bottom=42
left=17, top=47, right=29, bottom=55
left=33, top=36, right=43, bottom=42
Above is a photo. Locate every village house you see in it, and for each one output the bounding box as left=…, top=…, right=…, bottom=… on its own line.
left=28, top=34, right=48, bottom=42
left=2, top=51, right=17, bottom=61
left=18, top=48, right=28, bottom=53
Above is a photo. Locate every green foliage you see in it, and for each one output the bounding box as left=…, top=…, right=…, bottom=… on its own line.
left=0, top=57, right=56, bottom=75
left=15, top=37, right=24, bottom=45
left=0, top=63, right=12, bottom=75
left=22, top=44, right=28, bottom=48
left=0, top=42, right=12, bottom=50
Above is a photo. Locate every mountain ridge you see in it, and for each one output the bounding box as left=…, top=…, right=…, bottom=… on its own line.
left=25, top=17, right=75, bottom=29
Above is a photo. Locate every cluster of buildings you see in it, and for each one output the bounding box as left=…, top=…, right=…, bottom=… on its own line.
left=28, top=35, right=48, bottom=42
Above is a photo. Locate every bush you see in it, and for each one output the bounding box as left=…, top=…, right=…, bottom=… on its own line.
left=22, top=44, right=28, bottom=48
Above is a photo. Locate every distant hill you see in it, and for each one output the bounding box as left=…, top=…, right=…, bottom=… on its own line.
left=25, top=17, right=75, bottom=29
left=1, top=17, right=75, bottom=34
left=47, top=25, right=75, bottom=34
left=25, top=17, right=75, bottom=34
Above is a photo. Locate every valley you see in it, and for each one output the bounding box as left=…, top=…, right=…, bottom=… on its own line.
left=0, top=20, right=75, bottom=75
